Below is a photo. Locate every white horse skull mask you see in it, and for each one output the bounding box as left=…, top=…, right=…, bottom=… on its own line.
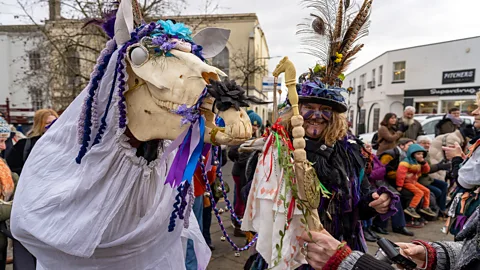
left=112, top=3, right=252, bottom=144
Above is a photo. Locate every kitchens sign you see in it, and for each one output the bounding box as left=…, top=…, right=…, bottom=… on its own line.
left=442, top=69, right=475, bottom=84
left=405, top=86, right=480, bottom=97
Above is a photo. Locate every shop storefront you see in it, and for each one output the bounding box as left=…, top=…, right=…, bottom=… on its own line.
left=404, top=86, right=479, bottom=115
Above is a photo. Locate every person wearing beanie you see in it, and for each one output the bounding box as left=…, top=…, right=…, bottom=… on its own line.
left=246, top=110, right=262, bottom=138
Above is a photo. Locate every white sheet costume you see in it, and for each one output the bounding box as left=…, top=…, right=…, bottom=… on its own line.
left=10, top=48, right=210, bottom=270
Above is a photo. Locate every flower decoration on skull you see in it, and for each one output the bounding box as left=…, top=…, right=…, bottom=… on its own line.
left=136, top=20, right=198, bottom=58
left=158, top=20, right=192, bottom=41
left=207, top=79, right=251, bottom=111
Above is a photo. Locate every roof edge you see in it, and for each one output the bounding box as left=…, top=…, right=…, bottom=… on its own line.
left=346, top=35, right=480, bottom=76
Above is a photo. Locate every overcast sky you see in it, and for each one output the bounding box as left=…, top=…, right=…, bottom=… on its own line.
left=2, top=0, right=480, bottom=76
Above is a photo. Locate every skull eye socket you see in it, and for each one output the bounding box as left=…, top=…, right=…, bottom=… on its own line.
left=128, top=45, right=149, bottom=67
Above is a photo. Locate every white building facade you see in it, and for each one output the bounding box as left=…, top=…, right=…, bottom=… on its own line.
left=0, top=25, right=45, bottom=124
left=345, top=36, right=480, bottom=134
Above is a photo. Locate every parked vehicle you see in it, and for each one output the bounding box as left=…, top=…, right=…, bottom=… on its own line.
left=421, top=115, right=474, bottom=140
left=358, top=115, right=474, bottom=142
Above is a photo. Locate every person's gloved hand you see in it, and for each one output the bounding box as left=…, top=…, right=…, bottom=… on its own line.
left=397, top=122, right=409, bottom=133
left=460, top=124, right=475, bottom=140
left=437, top=160, right=451, bottom=171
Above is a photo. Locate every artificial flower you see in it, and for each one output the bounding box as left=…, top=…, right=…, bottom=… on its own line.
left=172, top=104, right=199, bottom=126
left=207, top=79, right=251, bottom=111
left=158, top=20, right=192, bottom=41
left=334, top=52, right=343, bottom=63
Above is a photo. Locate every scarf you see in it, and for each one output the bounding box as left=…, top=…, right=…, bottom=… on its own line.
left=447, top=114, right=464, bottom=126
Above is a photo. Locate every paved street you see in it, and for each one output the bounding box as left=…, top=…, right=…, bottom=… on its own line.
left=4, top=161, right=453, bottom=270
left=206, top=161, right=455, bottom=269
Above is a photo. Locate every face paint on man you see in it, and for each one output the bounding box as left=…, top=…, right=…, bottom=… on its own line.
left=300, top=103, right=332, bottom=139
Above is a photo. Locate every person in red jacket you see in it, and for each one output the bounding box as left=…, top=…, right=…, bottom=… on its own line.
left=186, top=152, right=217, bottom=269
left=396, top=143, right=436, bottom=219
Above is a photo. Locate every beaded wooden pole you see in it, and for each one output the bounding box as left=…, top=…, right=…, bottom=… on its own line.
left=272, top=57, right=324, bottom=232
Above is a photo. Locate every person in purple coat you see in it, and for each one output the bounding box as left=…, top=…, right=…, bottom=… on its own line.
left=363, top=144, right=414, bottom=241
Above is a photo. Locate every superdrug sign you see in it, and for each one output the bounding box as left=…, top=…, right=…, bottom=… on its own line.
left=405, top=86, right=480, bottom=97
left=442, top=69, right=475, bottom=84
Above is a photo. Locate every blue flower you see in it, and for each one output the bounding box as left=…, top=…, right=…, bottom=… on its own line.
left=158, top=20, right=192, bottom=41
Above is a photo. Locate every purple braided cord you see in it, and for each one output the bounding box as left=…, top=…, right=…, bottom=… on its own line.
left=116, top=23, right=157, bottom=129
left=211, top=145, right=243, bottom=224
left=178, top=182, right=190, bottom=219
left=200, top=160, right=257, bottom=251
left=77, top=39, right=117, bottom=143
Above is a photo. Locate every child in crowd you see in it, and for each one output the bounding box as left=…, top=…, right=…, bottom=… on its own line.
left=396, top=143, right=437, bottom=219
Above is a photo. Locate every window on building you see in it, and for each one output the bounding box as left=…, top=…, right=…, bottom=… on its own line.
left=212, top=47, right=229, bottom=76
left=29, top=51, right=41, bottom=70
left=359, top=74, right=366, bottom=97
left=353, top=78, right=356, bottom=94
left=379, top=65, right=383, bottom=85
left=358, top=109, right=366, bottom=134
left=65, top=47, right=81, bottom=88
left=372, top=69, right=376, bottom=85
left=393, top=61, right=406, bottom=82
left=415, top=101, right=438, bottom=114
left=373, top=108, right=380, bottom=131
left=359, top=109, right=366, bottom=124
left=442, top=99, right=477, bottom=115
left=30, top=86, right=43, bottom=110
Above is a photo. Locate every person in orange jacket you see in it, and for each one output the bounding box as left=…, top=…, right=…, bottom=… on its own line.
left=396, top=143, right=436, bottom=219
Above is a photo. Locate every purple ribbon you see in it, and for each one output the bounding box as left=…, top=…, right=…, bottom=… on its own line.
left=165, top=129, right=191, bottom=187
left=165, top=126, right=192, bottom=187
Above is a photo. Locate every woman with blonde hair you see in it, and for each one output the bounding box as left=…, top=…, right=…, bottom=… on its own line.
left=6, top=109, right=58, bottom=176
left=26, top=109, right=58, bottom=138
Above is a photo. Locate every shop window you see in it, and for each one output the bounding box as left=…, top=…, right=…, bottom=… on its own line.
left=378, top=65, right=383, bottom=85
left=393, top=61, right=406, bottom=82
left=373, top=108, right=380, bottom=131
left=442, top=99, right=477, bottom=115
left=415, top=102, right=438, bottom=114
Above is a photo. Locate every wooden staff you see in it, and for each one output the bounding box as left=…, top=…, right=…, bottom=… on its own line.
left=272, top=57, right=323, bottom=231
